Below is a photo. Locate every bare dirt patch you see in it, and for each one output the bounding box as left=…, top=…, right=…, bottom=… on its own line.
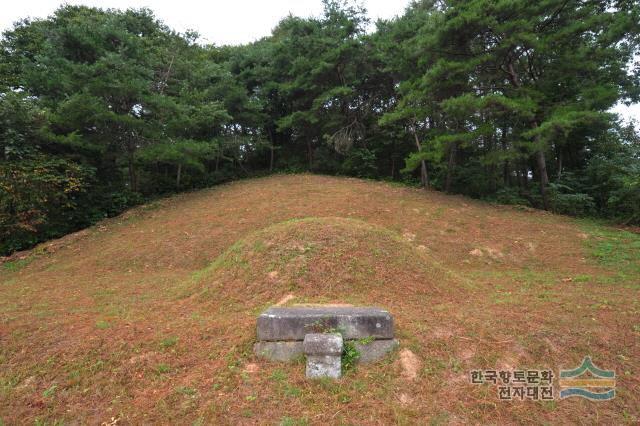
left=275, top=293, right=296, bottom=305
left=399, top=349, right=422, bottom=381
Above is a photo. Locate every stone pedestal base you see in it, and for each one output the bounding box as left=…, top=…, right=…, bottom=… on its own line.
left=255, top=339, right=399, bottom=363
left=303, top=333, right=343, bottom=379
left=306, top=355, right=341, bottom=379
left=254, top=341, right=303, bottom=362
left=254, top=305, right=399, bottom=375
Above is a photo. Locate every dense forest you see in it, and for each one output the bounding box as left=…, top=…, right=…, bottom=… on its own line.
left=1, top=0, right=639, bottom=255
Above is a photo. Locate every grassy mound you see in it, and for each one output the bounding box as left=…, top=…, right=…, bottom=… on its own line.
left=194, top=217, right=454, bottom=306
left=0, top=175, right=638, bottom=425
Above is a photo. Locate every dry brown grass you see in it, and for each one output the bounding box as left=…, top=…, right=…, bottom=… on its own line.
left=0, top=174, right=638, bottom=425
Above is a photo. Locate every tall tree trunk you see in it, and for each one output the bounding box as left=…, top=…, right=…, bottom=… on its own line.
left=176, top=164, right=182, bottom=188
left=127, top=151, right=137, bottom=192
left=307, top=140, right=313, bottom=170
left=516, top=168, right=523, bottom=188
left=490, top=164, right=497, bottom=192
left=268, top=128, right=275, bottom=172
left=411, top=122, right=428, bottom=189
left=487, top=131, right=497, bottom=192
left=521, top=165, right=529, bottom=189
left=501, top=127, right=510, bottom=186
left=507, top=63, right=550, bottom=210
left=390, top=157, right=396, bottom=180
left=269, top=143, right=275, bottom=172
left=557, top=149, right=563, bottom=179
left=503, top=161, right=510, bottom=187
left=237, top=155, right=249, bottom=175
left=390, top=140, right=397, bottom=180
left=536, top=150, right=550, bottom=210
left=445, top=141, right=457, bottom=193
left=531, top=121, right=550, bottom=210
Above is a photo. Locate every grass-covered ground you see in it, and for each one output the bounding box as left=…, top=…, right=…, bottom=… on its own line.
left=1, top=174, right=638, bottom=425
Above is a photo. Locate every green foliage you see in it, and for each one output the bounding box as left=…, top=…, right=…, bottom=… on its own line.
left=0, top=5, right=257, bottom=254
left=341, top=148, right=377, bottom=178
left=341, top=340, right=360, bottom=373
left=358, top=336, right=374, bottom=345
left=1, top=1, right=639, bottom=255
left=548, top=179, right=596, bottom=217
left=585, top=124, right=640, bottom=224
left=382, top=0, right=639, bottom=208
left=608, top=171, right=640, bottom=224
left=488, top=188, right=530, bottom=207
left=0, top=156, right=94, bottom=254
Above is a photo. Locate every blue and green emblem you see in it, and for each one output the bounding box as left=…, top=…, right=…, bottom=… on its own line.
left=559, top=357, right=615, bottom=401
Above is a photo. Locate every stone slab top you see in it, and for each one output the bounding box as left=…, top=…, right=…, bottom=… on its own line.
left=256, top=305, right=394, bottom=341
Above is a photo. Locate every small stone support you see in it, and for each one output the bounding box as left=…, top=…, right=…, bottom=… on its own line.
left=303, top=333, right=343, bottom=379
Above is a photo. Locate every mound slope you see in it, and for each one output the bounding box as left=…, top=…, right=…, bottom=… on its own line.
left=197, top=217, right=453, bottom=306
left=0, top=174, right=638, bottom=424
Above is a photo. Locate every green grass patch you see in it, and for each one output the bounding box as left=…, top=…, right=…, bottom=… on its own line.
left=253, top=239, right=266, bottom=253
left=95, top=320, right=111, bottom=330
left=155, top=363, right=171, bottom=374
left=282, top=384, right=302, bottom=398
left=358, top=336, right=375, bottom=345
left=43, top=384, right=58, bottom=398
left=270, top=369, right=287, bottom=382
left=573, top=274, right=593, bottom=283
left=160, top=336, right=178, bottom=349
left=280, top=417, right=309, bottom=426
left=0, top=375, right=20, bottom=398
left=2, top=256, right=34, bottom=273
left=176, top=386, right=197, bottom=396
left=581, top=220, right=640, bottom=282
left=34, top=419, right=65, bottom=426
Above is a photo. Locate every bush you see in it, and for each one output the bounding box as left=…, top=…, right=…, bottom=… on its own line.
left=0, top=157, right=94, bottom=255
left=585, top=151, right=640, bottom=225
left=488, top=187, right=530, bottom=206
left=548, top=185, right=596, bottom=217
left=546, top=171, right=596, bottom=217
left=606, top=171, right=640, bottom=225
left=341, top=148, right=377, bottom=178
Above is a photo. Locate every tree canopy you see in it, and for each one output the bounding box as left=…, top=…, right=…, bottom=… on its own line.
left=1, top=0, right=639, bottom=254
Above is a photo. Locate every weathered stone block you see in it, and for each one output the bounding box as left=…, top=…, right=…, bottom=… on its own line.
left=257, top=306, right=394, bottom=341
left=304, top=333, right=343, bottom=379
left=254, top=341, right=303, bottom=362
left=303, top=333, right=343, bottom=355
left=306, top=355, right=342, bottom=379
left=254, top=338, right=398, bottom=363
